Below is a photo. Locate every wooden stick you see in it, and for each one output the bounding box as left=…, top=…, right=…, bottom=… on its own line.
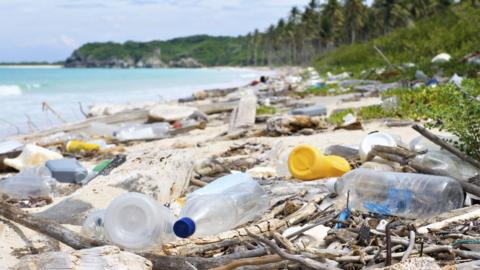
left=190, top=178, right=207, bottom=187
left=0, top=199, right=104, bottom=250
left=210, top=254, right=283, bottom=270
left=248, top=232, right=330, bottom=270
left=401, top=230, right=415, bottom=261
left=412, top=124, right=480, bottom=170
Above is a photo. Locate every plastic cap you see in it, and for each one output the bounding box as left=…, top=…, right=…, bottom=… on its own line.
left=173, top=217, right=196, bottom=238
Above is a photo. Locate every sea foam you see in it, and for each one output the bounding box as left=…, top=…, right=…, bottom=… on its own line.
left=0, top=85, right=23, bottom=97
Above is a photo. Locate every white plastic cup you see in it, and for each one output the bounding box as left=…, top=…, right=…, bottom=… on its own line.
left=359, top=132, right=397, bottom=161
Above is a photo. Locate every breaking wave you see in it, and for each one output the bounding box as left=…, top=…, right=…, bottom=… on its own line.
left=0, top=85, right=23, bottom=97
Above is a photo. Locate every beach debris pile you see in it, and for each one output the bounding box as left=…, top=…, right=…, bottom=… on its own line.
left=1, top=66, right=480, bottom=270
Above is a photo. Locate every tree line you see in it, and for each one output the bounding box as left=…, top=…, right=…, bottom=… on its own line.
left=242, top=0, right=478, bottom=66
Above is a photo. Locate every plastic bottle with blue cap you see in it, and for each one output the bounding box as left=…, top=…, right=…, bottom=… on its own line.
left=173, top=173, right=269, bottom=238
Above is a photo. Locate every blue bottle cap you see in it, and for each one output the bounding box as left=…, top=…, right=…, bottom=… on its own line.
left=173, top=217, right=196, bottom=238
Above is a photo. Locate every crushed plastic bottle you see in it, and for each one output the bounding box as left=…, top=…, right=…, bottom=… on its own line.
left=103, top=192, right=176, bottom=250
left=3, top=144, right=63, bottom=171
left=115, top=123, right=170, bottom=141
left=335, top=169, right=464, bottom=219
left=82, top=209, right=107, bottom=240
left=0, top=167, right=58, bottom=199
left=173, top=173, right=269, bottom=238
left=66, top=140, right=101, bottom=153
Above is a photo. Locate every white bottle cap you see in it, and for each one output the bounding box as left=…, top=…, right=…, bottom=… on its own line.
left=103, top=192, right=160, bottom=250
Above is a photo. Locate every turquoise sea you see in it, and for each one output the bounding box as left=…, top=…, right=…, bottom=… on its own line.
left=0, top=67, right=263, bottom=138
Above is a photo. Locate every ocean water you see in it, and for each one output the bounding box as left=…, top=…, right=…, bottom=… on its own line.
left=0, top=67, right=263, bottom=138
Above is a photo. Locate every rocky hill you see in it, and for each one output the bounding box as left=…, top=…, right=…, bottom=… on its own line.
left=64, top=35, right=247, bottom=68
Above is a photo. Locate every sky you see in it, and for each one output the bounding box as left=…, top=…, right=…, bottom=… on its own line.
left=0, top=0, right=373, bottom=62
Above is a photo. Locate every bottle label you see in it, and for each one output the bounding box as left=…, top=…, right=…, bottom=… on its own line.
left=363, top=188, right=413, bottom=216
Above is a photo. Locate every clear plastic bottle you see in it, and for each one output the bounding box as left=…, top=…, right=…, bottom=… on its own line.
left=173, top=173, right=269, bottom=238
left=103, top=192, right=176, bottom=250
left=0, top=167, right=58, bottom=199
left=115, top=123, right=170, bottom=141
left=335, top=169, right=464, bottom=219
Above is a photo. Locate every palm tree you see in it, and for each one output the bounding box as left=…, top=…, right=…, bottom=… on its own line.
left=344, top=0, right=368, bottom=44
left=372, top=0, right=411, bottom=35
left=321, top=0, right=345, bottom=48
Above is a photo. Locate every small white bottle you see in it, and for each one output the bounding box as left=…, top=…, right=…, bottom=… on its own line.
left=173, top=173, right=269, bottom=238
left=103, top=192, right=176, bottom=250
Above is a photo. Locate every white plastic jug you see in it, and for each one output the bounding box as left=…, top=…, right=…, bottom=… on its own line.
left=103, top=192, right=176, bottom=250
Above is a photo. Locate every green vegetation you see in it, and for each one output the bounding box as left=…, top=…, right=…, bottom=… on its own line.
left=256, top=105, right=277, bottom=115
left=383, top=80, right=480, bottom=158
left=314, top=3, right=480, bottom=77
left=328, top=105, right=396, bottom=125
left=74, top=35, right=249, bottom=66
left=328, top=80, right=480, bottom=158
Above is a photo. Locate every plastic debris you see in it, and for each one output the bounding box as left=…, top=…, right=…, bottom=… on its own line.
left=335, top=169, right=464, bottom=219
left=359, top=132, right=397, bottom=161
left=45, top=158, right=88, bottom=184
left=103, top=192, right=176, bottom=250
left=173, top=173, right=269, bottom=238
left=431, top=53, right=451, bottom=63
left=0, top=167, right=58, bottom=199
left=288, top=144, right=351, bottom=180
left=4, top=144, right=63, bottom=171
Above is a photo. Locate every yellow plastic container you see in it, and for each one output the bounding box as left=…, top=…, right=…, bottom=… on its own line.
left=288, top=144, right=351, bottom=180
left=66, top=140, right=101, bottom=152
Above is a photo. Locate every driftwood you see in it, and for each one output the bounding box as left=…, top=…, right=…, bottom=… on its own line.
left=0, top=197, right=105, bottom=250
left=248, top=232, right=332, bottom=270
left=194, top=101, right=238, bottom=114
left=228, top=90, right=257, bottom=133
left=412, top=124, right=480, bottom=170
left=194, top=156, right=260, bottom=177
left=210, top=254, right=283, bottom=270
left=12, top=109, right=149, bottom=142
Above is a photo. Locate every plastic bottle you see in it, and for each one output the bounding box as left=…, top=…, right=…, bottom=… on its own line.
left=288, top=144, right=351, bottom=181
left=82, top=209, right=107, bottom=240
left=173, top=173, right=269, bottom=238
left=268, top=141, right=293, bottom=178
left=0, top=167, right=58, bottom=199
left=115, top=123, right=170, bottom=141
left=4, top=144, right=63, bottom=171
left=103, top=192, right=176, bottom=250
left=66, top=140, right=101, bottom=153
left=289, top=104, right=327, bottom=116
left=45, top=158, right=88, bottom=184
left=412, top=150, right=479, bottom=182
left=335, top=169, right=464, bottom=219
